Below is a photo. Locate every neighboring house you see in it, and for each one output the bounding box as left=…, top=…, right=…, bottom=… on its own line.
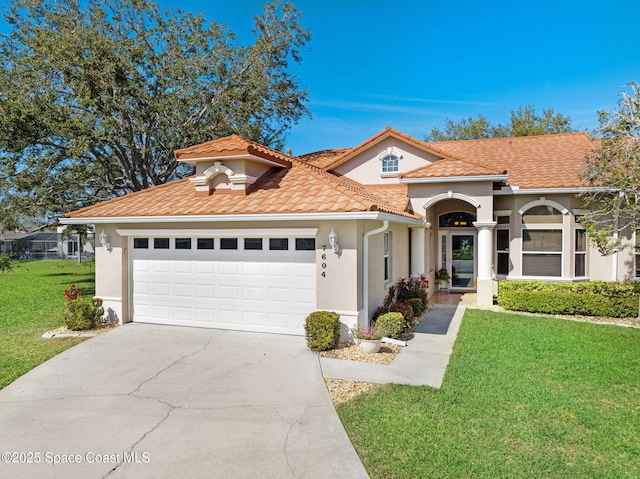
left=62, top=127, right=629, bottom=336
left=0, top=227, right=94, bottom=260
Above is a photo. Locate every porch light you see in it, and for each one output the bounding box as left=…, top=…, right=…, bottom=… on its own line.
left=328, top=229, right=340, bottom=253
left=99, top=230, right=111, bottom=251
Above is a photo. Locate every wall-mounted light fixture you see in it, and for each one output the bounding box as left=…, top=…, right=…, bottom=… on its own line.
left=99, top=229, right=111, bottom=251
left=328, top=228, right=340, bottom=253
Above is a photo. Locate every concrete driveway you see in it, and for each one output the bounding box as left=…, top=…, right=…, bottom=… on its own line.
left=0, top=324, right=369, bottom=479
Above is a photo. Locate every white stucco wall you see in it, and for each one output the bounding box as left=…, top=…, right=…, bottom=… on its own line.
left=334, top=137, right=441, bottom=184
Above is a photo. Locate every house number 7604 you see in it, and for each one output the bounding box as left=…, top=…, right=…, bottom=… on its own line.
left=321, top=247, right=327, bottom=277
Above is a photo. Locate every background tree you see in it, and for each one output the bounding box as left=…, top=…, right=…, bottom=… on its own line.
left=0, top=0, right=310, bottom=227
left=425, top=106, right=574, bottom=142
left=580, top=82, right=640, bottom=256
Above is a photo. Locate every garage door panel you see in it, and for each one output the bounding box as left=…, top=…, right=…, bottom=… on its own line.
left=219, top=285, right=239, bottom=300
left=132, top=249, right=316, bottom=335
left=195, top=261, right=215, bottom=274
left=174, top=307, right=193, bottom=321
left=153, top=282, right=171, bottom=296
left=195, top=284, right=215, bottom=299
left=243, top=286, right=264, bottom=301
left=152, top=261, right=171, bottom=273
left=174, top=283, right=194, bottom=297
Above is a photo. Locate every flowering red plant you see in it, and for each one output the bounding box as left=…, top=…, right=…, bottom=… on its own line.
left=64, top=284, right=83, bottom=302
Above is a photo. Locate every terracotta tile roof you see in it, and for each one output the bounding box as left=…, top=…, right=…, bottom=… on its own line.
left=174, top=134, right=291, bottom=167
left=423, top=132, right=596, bottom=189
left=296, top=148, right=350, bottom=168
left=402, top=158, right=505, bottom=179
left=66, top=161, right=420, bottom=220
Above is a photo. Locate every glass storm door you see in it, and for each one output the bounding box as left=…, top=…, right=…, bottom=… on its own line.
left=451, top=234, right=475, bottom=288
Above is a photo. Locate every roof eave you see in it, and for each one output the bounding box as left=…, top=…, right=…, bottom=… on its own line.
left=400, top=174, right=509, bottom=184
left=494, top=186, right=615, bottom=195
left=60, top=211, right=426, bottom=226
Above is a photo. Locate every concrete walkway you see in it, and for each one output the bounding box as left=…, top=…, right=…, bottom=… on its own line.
left=319, top=304, right=465, bottom=387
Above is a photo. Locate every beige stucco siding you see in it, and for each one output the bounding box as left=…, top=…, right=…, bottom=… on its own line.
left=334, top=137, right=440, bottom=185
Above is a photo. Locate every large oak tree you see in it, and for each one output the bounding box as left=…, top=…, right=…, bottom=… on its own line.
left=0, top=0, right=310, bottom=227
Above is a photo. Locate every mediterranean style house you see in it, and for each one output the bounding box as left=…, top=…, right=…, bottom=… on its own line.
left=62, top=127, right=632, bottom=336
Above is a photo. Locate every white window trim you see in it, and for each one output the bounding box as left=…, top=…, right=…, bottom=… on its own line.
left=378, top=147, right=403, bottom=177
left=574, top=228, right=588, bottom=278
left=496, top=228, right=510, bottom=277
left=520, top=200, right=568, bottom=278
left=521, top=226, right=564, bottom=278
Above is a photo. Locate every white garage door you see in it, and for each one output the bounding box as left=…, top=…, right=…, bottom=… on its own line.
left=129, top=233, right=317, bottom=335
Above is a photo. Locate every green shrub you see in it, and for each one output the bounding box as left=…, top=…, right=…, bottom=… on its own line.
left=497, top=281, right=639, bottom=318
left=375, top=312, right=405, bottom=339
left=408, top=297, right=424, bottom=316
left=0, top=254, right=13, bottom=273
left=64, top=297, right=104, bottom=330
left=304, top=311, right=341, bottom=351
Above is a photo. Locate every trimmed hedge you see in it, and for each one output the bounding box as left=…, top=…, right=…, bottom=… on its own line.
left=497, top=281, right=640, bottom=318
left=375, top=312, right=405, bottom=339
left=304, top=311, right=341, bottom=351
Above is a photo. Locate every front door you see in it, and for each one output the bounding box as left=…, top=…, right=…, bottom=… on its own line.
left=451, top=234, right=475, bottom=288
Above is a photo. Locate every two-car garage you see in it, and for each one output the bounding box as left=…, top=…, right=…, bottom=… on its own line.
left=123, top=229, right=318, bottom=336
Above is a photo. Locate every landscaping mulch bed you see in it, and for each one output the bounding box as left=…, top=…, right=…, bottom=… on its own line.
left=321, top=307, right=430, bottom=405
left=324, top=378, right=380, bottom=405
left=47, top=322, right=119, bottom=337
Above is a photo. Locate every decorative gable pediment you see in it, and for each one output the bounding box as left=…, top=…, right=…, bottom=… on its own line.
left=174, top=135, right=291, bottom=196
left=327, top=127, right=446, bottom=185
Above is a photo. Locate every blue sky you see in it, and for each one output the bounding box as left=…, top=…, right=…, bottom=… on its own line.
left=2, top=0, right=640, bottom=155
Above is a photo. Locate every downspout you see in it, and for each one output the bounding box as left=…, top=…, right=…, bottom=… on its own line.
left=363, top=220, right=389, bottom=327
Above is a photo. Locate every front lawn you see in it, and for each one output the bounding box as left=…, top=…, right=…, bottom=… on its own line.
left=0, top=260, right=95, bottom=389
left=337, top=309, right=640, bottom=478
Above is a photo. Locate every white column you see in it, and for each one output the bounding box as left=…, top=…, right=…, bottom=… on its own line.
left=410, top=227, right=426, bottom=277
left=473, top=221, right=497, bottom=306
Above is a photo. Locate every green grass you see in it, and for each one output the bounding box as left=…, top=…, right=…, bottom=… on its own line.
left=0, top=260, right=95, bottom=389
left=337, top=309, right=640, bottom=479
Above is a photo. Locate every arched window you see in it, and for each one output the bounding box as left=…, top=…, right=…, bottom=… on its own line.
left=381, top=155, right=399, bottom=173
left=522, top=205, right=563, bottom=224
left=439, top=211, right=477, bottom=228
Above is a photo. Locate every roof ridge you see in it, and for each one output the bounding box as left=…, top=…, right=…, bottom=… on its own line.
left=428, top=131, right=592, bottom=147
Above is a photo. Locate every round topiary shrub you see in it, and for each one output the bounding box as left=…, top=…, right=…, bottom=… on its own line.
left=304, top=311, right=341, bottom=351
left=375, top=311, right=405, bottom=339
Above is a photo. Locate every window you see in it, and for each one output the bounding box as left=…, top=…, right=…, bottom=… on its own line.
left=522, top=205, right=563, bottom=224
left=220, top=238, right=238, bottom=250
left=575, top=229, right=587, bottom=277
left=439, top=212, right=477, bottom=228
left=244, top=238, right=263, bottom=250
left=496, top=229, right=510, bottom=276
left=197, top=238, right=214, bottom=250
left=295, top=238, right=315, bottom=251
left=67, top=241, right=78, bottom=255
left=154, top=238, right=170, bottom=249
left=522, top=229, right=562, bottom=276
left=134, top=238, right=149, bottom=249
left=381, top=155, right=399, bottom=173
left=497, top=215, right=510, bottom=225
left=175, top=238, right=192, bottom=250
left=383, top=232, right=390, bottom=282
left=269, top=238, right=289, bottom=251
